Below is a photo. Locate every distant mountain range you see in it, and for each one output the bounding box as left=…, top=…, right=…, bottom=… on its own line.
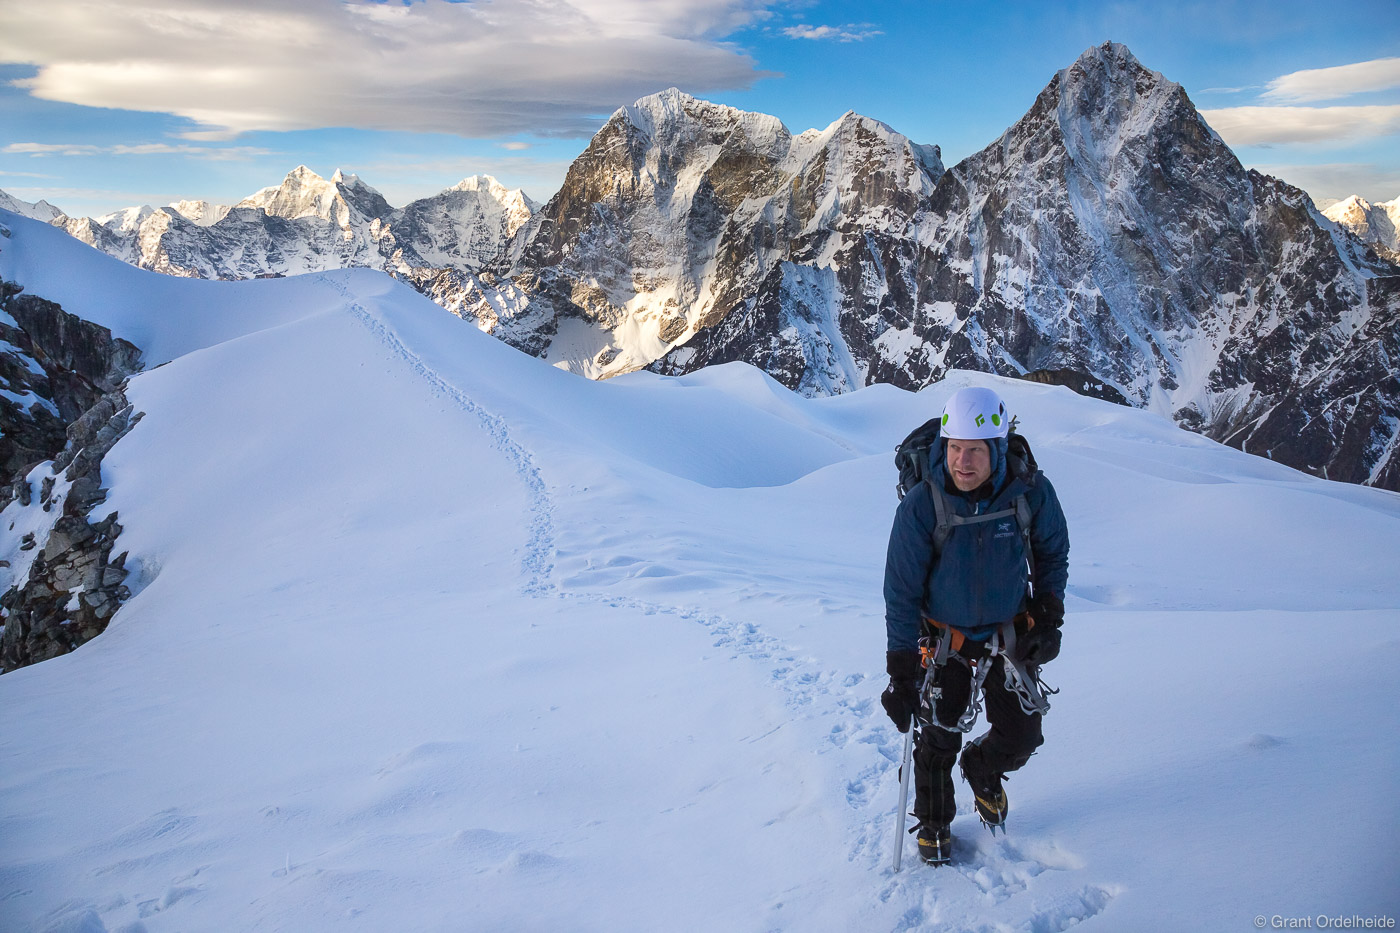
left=3, top=42, right=1398, bottom=490
left=12, top=168, right=536, bottom=282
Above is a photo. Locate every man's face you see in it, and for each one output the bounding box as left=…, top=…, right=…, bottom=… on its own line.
left=946, top=438, right=992, bottom=492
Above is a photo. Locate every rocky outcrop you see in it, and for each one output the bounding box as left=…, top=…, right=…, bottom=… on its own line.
left=1, top=282, right=143, bottom=497
left=1, top=391, right=141, bottom=671
left=0, top=279, right=145, bottom=671
left=1020, top=369, right=1129, bottom=406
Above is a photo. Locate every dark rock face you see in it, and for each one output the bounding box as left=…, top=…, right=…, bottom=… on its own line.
left=1218, top=272, right=1400, bottom=487
left=1020, top=369, right=1130, bottom=406
left=1, top=392, right=141, bottom=671
left=0, top=281, right=145, bottom=671
left=1, top=282, right=143, bottom=495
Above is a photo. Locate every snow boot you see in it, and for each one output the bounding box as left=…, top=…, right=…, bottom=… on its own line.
left=959, top=742, right=1008, bottom=831
left=917, top=822, right=952, bottom=866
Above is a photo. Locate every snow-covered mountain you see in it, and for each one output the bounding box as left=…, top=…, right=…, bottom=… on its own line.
left=453, top=87, right=944, bottom=389
left=451, top=45, right=1399, bottom=489
left=43, top=166, right=537, bottom=281
left=1325, top=194, right=1400, bottom=262
left=2, top=207, right=1398, bottom=931
left=648, top=44, right=1399, bottom=489
left=11, top=43, right=1400, bottom=491
left=166, top=199, right=230, bottom=226
left=0, top=191, right=63, bottom=223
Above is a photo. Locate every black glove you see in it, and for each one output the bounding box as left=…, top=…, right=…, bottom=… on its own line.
left=1030, top=591, right=1065, bottom=628
left=880, top=649, right=922, bottom=733
left=1018, top=593, right=1064, bottom=664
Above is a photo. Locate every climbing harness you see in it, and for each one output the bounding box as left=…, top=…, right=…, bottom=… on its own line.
left=917, top=618, right=1058, bottom=732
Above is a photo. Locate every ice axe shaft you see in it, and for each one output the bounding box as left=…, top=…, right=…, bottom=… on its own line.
left=892, top=725, right=914, bottom=872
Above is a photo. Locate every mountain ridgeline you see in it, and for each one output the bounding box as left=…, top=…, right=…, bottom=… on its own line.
left=16, top=42, right=1400, bottom=490
left=52, top=169, right=537, bottom=282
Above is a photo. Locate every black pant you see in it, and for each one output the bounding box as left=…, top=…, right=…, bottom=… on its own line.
left=913, top=655, right=1043, bottom=827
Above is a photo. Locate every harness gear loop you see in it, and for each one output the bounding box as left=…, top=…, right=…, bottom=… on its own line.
left=918, top=617, right=1059, bottom=731
left=999, top=618, right=1058, bottom=717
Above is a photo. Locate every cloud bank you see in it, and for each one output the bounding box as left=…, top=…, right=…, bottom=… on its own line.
left=0, top=0, right=776, bottom=139
left=1201, top=104, right=1400, bottom=146
left=1202, top=56, right=1400, bottom=148
left=5, top=142, right=273, bottom=160
left=1262, top=57, right=1400, bottom=104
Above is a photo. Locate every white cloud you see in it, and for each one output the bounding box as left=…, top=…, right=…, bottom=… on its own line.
left=5, top=141, right=273, bottom=160
left=1200, top=104, right=1400, bottom=146
left=4, top=142, right=103, bottom=156
left=781, top=23, right=882, bottom=42
left=0, top=0, right=776, bottom=139
left=177, top=128, right=247, bottom=143
left=1262, top=57, right=1400, bottom=104
left=109, top=143, right=274, bottom=160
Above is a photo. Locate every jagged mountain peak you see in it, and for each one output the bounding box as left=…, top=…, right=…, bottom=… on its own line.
left=448, top=174, right=512, bottom=199
left=1072, top=39, right=1144, bottom=71
left=330, top=169, right=380, bottom=195
left=1051, top=41, right=1198, bottom=152
left=1325, top=192, right=1400, bottom=256
left=957, top=39, right=1226, bottom=199
left=235, top=165, right=391, bottom=225
left=94, top=204, right=160, bottom=232
left=617, top=87, right=791, bottom=153
left=820, top=109, right=899, bottom=142
left=0, top=189, right=65, bottom=222
left=167, top=199, right=229, bottom=226
left=1331, top=194, right=1374, bottom=211
left=440, top=176, right=541, bottom=214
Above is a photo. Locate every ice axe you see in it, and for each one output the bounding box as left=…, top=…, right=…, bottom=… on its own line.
left=891, top=725, right=914, bottom=872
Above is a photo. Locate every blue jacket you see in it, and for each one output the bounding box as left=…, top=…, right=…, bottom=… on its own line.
left=883, top=438, right=1069, bottom=652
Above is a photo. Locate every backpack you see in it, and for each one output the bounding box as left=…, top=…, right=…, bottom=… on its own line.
left=893, top=417, right=1038, bottom=572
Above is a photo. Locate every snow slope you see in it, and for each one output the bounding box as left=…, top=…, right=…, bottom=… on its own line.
left=1, top=209, right=1398, bottom=932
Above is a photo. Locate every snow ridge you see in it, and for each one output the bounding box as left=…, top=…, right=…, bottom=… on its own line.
left=321, top=273, right=557, bottom=597
left=322, top=271, right=891, bottom=848
left=3, top=215, right=1399, bottom=930
left=319, top=269, right=1122, bottom=918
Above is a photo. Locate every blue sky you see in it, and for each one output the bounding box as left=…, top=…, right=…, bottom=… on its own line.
left=1, top=0, right=1397, bottom=218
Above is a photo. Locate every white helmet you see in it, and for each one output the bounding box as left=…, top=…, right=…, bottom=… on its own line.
left=941, top=386, right=1009, bottom=439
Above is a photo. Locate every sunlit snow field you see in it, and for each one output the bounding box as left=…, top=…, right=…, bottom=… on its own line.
left=2, top=211, right=1398, bottom=932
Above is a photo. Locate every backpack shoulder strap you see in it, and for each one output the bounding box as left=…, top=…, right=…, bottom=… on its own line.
left=1015, top=492, right=1035, bottom=588
left=926, top=477, right=1024, bottom=557
left=928, top=474, right=953, bottom=555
